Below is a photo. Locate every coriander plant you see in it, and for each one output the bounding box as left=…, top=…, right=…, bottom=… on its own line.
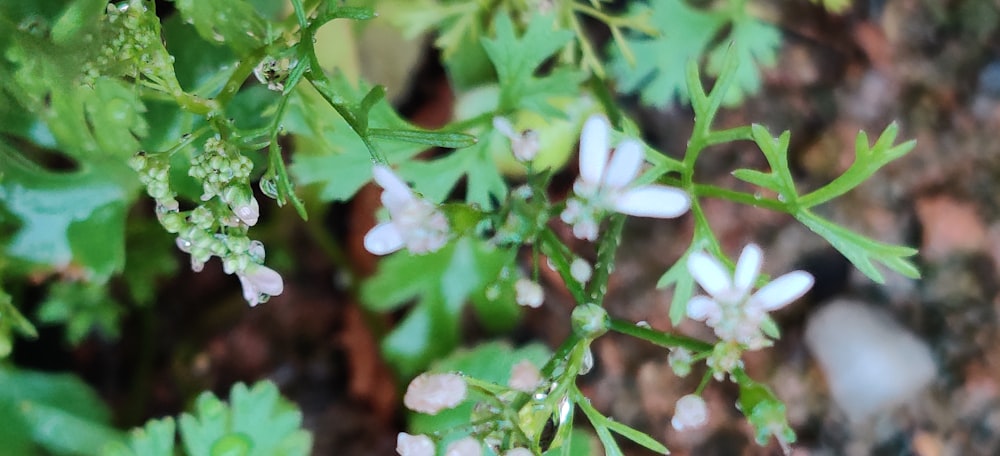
left=0, top=0, right=917, bottom=455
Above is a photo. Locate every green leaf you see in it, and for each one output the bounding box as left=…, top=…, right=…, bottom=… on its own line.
left=103, top=418, right=177, bottom=456
left=795, top=209, right=919, bottom=283
left=602, top=418, right=669, bottom=454
left=609, top=1, right=724, bottom=107
left=361, top=238, right=516, bottom=377
left=398, top=142, right=508, bottom=208
left=798, top=123, right=916, bottom=207
left=122, top=217, right=179, bottom=306
left=178, top=381, right=312, bottom=456
left=0, top=146, right=138, bottom=280
left=161, top=14, right=238, bottom=95
left=731, top=125, right=797, bottom=202
left=657, top=248, right=696, bottom=326
left=173, top=0, right=269, bottom=56
left=0, top=287, right=37, bottom=358
left=610, top=0, right=781, bottom=107
left=481, top=13, right=584, bottom=116
left=0, top=367, right=123, bottom=454
left=37, top=281, right=123, bottom=345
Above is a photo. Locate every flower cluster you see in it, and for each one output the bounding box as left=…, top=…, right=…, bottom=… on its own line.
left=83, top=0, right=180, bottom=92
left=687, top=244, right=814, bottom=351
left=365, top=165, right=450, bottom=255
left=561, top=115, right=690, bottom=241
left=129, top=138, right=283, bottom=307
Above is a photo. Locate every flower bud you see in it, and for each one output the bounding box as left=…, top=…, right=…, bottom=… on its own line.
left=403, top=372, right=467, bottom=415
left=571, top=303, right=608, bottom=339
left=671, top=394, right=708, bottom=431
left=396, top=433, right=434, bottom=456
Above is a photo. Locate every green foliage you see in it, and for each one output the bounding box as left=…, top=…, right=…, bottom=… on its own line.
left=37, top=281, right=123, bottom=345
left=361, top=237, right=519, bottom=377
left=0, top=286, right=37, bottom=358
left=0, top=367, right=123, bottom=455
left=173, top=0, right=270, bottom=56
left=105, top=381, right=311, bottom=456
left=609, top=0, right=780, bottom=107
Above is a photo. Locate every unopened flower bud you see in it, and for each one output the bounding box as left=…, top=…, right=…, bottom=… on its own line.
left=668, top=348, right=693, bottom=378
left=445, top=437, right=482, bottom=456
left=671, top=394, right=708, bottom=431
left=396, top=433, right=434, bottom=456
left=509, top=360, right=542, bottom=392
left=515, top=278, right=544, bottom=308
left=404, top=372, right=467, bottom=415
left=570, top=258, right=592, bottom=283
left=229, top=190, right=260, bottom=226
left=571, top=303, right=608, bottom=339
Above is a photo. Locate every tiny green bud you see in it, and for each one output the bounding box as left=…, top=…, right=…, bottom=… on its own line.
left=571, top=303, right=608, bottom=339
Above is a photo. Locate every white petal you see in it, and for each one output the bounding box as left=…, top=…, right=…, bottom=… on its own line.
left=752, top=271, right=814, bottom=311
left=602, top=140, right=644, bottom=189
left=579, top=115, right=610, bottom=185
left=247, top=265, right=284, bottom=296
left=396, top=433, right=435, bottom=456
left=733, top=243, right=763, bottom=292
left=687, top=251, right=732, bottom=297
left=364, top=222, right=405, bottom=255
left=492, top=116, right=517, bottom=139
left=614, top=185, right=690, bottom=218
left=372, top=165, right=414, bottom=208
left=233, top=196, right=260, bottom=226
left=686, top=295, right=721, bottom=323
left=237, top=273, right=259, bottom=306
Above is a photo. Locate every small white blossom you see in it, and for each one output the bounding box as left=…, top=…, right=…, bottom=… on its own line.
left=668, top=347, right=693, bottom=378
left=570, top=258, right=592, bottom=283
left=445, top=437, right=482, bottom=456
left=365, top=165, right=450, bottom=255
left=397, top=433, right=435, bottom=456
left=231, top=195, right=260, bottom=226
left=686, top=244, right=814, bottom=349
left=671, top=394, right=708, bottom=431
left=561, top=115, right=690, bottom=241
left=494, top=117, right=540, bottom=162
left=404, top=372, right=467, bottom=414
left=515, top=278, right=544, bottom=308
left=509, top=359, right=542, bottom=392
left=237, top=264, right=284, bottom=307
left=505, top=449, right=533, bottom=456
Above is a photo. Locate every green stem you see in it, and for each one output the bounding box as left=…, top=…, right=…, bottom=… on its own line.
left=585, top=214, right=624, bottom=305
left=538, top=229, right=588, bottom=305
left=607, top=318, right=712, bottom=352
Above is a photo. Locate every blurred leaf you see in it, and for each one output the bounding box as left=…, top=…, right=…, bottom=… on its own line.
left=0, top=367, right=123, bottom=455
left=178, top=381, right=311, bottom=456
left=103, top=418, right=176, bottom=456
left=0, top=145, right=138, bottom=280
left=173, top=0, right=269, bottom=56
left=37, top=281, right=122, bottom=345
left=361, top=238, right=516, bottom=377
left=122, top=218, right=179, bottom=306
left=0, top=287, right=38, bottom=358
left=161, top=14, right=238, bottom=95
left=609, top=0, right=781, bottom=107
left=481, top=13, right=584, bottom=116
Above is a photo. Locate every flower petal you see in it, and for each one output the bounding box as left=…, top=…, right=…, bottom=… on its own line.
left=686, top=295, right=721, bottom=323
left=733, top=243, right=763, bottom=292
left=248, top=265, right=284, bottom=296
left=579, top=115, right=610, bottom=185
left=687, top=251, right=732, bottom=297
left=364, top=222, right=405, bottom=255
left=752, top=270, right=814, bottom=311
left=603, top=139, right=643, bottom=189
left=614, top=185, right=690, bottom=218
left=372, top=165, right=414, bottom=208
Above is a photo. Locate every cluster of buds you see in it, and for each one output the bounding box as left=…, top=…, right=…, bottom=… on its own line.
left=129, top=137, right=282, bottom=307
left=83, top=0, right=180, bottom=92
left=561, top=115, right=690, bottom=241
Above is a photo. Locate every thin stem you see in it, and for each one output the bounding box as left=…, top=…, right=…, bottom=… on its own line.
left=608, top=318, right=713, bottom=352
left=586, top=214, right=624, bottom=305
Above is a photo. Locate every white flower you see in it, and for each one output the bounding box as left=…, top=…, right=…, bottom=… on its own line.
left=397, top=433, right=435, bottom=456
left=509, top=359, right=542, bottom=392
left=494, top=117, right=540, bottom=162
left=671, top=394, right=708, bottom=431
left=403, top=372, right=467, bottom=414
left=365, top=165, right=450, bottom=255
left=560, top=115, right=690, bottom=241
left=515, top=278, right=544, bottom=308
left=445, top=437, right=482, bottom=456
left=237, top=264, right=284, bottom=307
left=686, top=244, right=814, bottom=349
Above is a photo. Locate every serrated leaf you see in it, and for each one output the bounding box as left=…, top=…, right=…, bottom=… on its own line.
left=173, top=0, right=269, bottom=56
left=609, top=1, right=725, bottom=107
left=0, top=146, right=138, bottom=280
left=361, top=237, right=516, bottom=377
left=178, top=381, right=311, bottom=456
left=103, top=418, right=177, bottom=456
left=481, top=13, right=584, bottom=115
left=37, top=281, right=123, bottom=345
left=796, top=209, right=919, bottom=283
left=657, top=250, right=695, bottom=326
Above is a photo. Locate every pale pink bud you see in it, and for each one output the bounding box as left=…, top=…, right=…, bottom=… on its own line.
left=404, top=372, right=467, bottom=414
left=509, top=360, right=542, bottom=392
left=445, top=437, right=482, bottom=456
left=671, top=394, right=708, bottom=431
left=397, top=433, right=435, bottom=456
